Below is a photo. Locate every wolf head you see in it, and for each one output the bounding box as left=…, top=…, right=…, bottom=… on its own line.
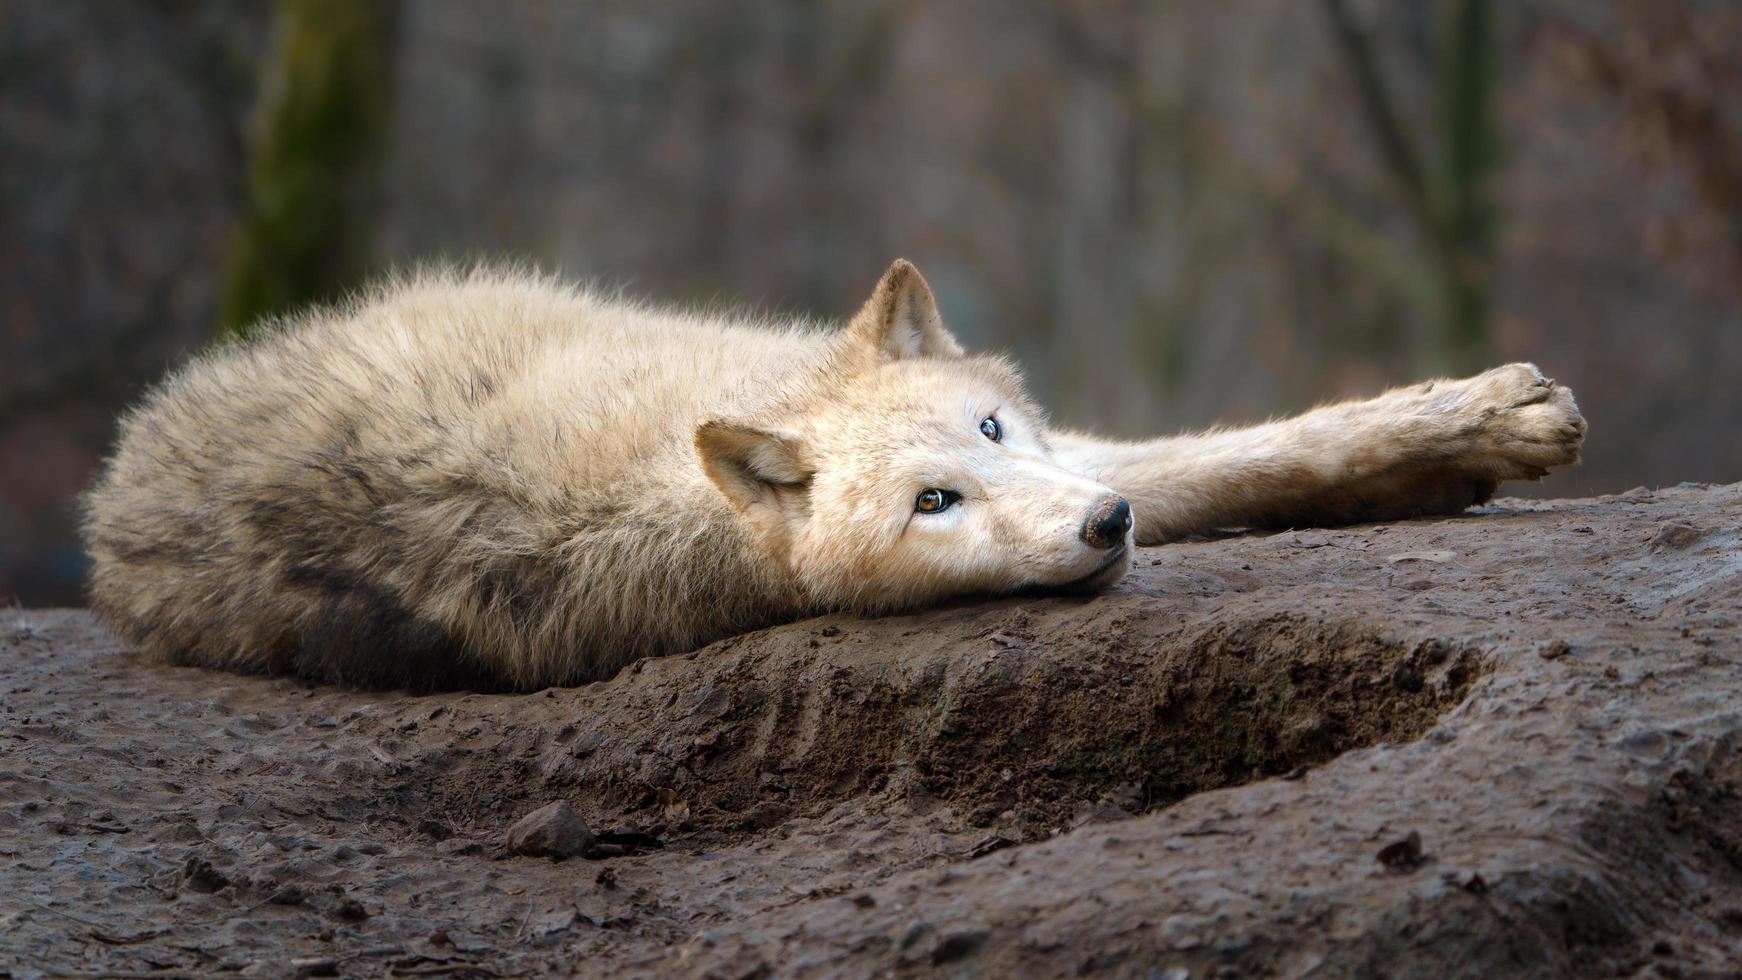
left=695, top=259, right=1133, bottom=611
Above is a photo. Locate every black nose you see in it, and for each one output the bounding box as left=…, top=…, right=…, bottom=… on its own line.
left=1080, top=497, right=1132, bottom=549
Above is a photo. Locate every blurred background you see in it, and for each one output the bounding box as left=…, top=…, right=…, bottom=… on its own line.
left=4, top=0, right=1740, bottom=606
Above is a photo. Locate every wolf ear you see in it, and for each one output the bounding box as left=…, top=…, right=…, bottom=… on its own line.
left=846, top=259, right=965, bottom=361
left=694, top=419, right=813, bottom=521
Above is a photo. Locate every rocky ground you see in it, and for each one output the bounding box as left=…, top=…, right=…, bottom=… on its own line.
left=3, top=483, right=1740, bottom=978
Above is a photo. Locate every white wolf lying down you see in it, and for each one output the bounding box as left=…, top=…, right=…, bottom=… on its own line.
left=82, top=261, right=1585, bottom=690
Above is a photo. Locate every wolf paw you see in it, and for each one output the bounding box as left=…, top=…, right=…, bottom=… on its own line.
left=1463, top=362, right=1586, bottom=476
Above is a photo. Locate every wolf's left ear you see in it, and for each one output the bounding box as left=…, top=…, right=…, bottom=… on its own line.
left=693, top=419, right=813, bottom=516
left=846, top=259, right=965, bottom=361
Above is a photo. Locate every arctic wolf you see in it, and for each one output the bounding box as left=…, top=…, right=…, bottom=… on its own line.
left=83, top=261, right=1585, bottom=690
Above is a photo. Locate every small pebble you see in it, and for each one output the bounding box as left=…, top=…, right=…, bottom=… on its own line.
left=506, top=800, right=594, bottom=858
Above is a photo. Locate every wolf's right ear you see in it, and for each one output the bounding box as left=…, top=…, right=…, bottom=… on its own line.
left=694, top=419, right=813, bottom=524
left=845, top=259, right=965, bottom=361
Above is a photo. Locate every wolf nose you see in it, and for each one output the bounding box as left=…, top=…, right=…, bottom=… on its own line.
left=1080, top=497, right=1132, bottom=549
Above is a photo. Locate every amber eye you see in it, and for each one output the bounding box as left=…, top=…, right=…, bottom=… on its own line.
left=915, top=488, right=958, bottom=514
left=979, top=417, right=1002, bottom=442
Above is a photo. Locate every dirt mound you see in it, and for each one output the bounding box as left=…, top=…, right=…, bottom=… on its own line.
left=381, top=612, right=1480, bottom=846
left=4, top=483, right=1740, bottom=977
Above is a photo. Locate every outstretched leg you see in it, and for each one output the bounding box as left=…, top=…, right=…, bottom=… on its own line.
left=1051, top=363, right=1586, bottom=544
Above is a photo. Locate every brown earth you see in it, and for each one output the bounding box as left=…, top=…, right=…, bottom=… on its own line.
left=3, top=483, right=1740, bottom=978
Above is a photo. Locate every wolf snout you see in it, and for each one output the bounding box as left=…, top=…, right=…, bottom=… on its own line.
left=1079, top=496, right=1132, bottom=549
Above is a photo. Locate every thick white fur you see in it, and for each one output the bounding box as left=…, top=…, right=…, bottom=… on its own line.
left=82, top=261, right=1584, bottom=690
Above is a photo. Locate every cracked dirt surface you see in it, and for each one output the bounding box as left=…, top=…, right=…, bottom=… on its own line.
left=3, top=483, right=1741, bottom=977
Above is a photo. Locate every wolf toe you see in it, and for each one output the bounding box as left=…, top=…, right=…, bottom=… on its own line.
left=1472, top=362, right=1558, bottom=409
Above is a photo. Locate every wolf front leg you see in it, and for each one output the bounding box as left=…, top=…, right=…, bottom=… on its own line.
left=1051, top=363, right=1586, bottom=544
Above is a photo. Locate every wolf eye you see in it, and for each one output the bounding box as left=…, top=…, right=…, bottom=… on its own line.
left=979, top=417, right=1002, bottom=442
left=915, top=488, right=959, bottom=514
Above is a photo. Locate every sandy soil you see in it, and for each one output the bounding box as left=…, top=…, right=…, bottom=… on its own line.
left=3, top=483, right=1740, bottom=978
